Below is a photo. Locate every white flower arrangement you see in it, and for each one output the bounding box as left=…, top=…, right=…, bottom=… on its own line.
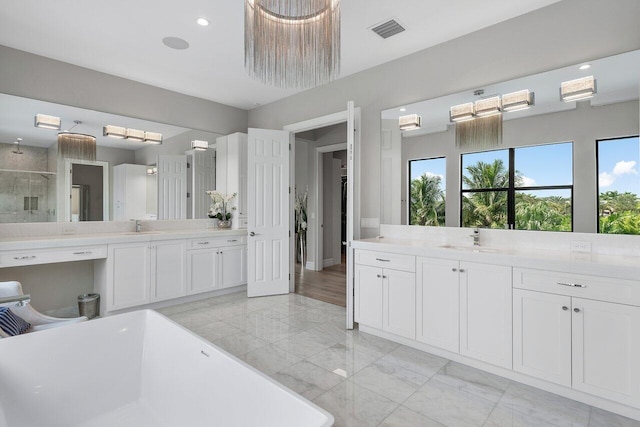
left=206, top=191, right=237, bottom=221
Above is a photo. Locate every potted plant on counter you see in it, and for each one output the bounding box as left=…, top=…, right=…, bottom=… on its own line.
left=206, top=191, right=237, bottom=229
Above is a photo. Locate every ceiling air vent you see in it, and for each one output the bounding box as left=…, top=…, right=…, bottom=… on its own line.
left=371, top=19, right=405, bottom=39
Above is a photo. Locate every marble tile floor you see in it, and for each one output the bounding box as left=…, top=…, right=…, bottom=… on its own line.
left=158, top=292, right=640, bottom=427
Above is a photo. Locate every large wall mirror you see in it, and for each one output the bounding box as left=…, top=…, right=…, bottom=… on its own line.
left=380, top=49, right=640, bottom=234
left=0, top=94, right=221, bottom=223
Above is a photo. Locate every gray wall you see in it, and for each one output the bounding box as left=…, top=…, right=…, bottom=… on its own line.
left=248, top=0, right=640, bottom=237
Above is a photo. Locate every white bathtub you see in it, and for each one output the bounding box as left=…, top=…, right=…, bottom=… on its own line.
left=0, top=310, right=334, bottom=427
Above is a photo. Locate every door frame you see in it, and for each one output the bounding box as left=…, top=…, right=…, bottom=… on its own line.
left=313, top=142, right=347, bottom=271
left=64, top=159, right=109, bottom=222
left=283, top=104, right=361, bottom=329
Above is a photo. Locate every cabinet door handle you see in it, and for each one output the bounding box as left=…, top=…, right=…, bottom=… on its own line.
left=574, top=307, right=581, bottom=313
left=249, top=232, right=257, bottom=237
left=557, top=282, right=587, bottom=288
left=198, top=242, right=210, bottom=245
left=451, top=268, right=458, bottom=272
left=562, top=306, right=568, bottom=311
left=13, top=255, right=36, bottom=260
left=382, top=275, right=387, bottom=279
left=376, top=274, right=381, bottom=278
left=375, top=258, right=390, bottom=262
left=73, top=251, right=92, bottom=255
left=459, top=269, right=465, bottom=273
left=227, top=239, right=238, bottom=242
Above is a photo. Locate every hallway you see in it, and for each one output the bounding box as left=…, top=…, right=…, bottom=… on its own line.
left=294, top=260, right=346, bottom=308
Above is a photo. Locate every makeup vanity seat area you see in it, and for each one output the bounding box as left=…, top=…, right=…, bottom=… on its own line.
left=353, top=243, right=640, bottom=420
left=0, top=230, right=247, bottom=316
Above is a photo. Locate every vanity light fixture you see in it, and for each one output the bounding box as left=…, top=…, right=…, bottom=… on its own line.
left=449, top=102, right=475, bottom=122
left=502, top=90, right=535, bottom=112
left=474, top=96, right=502, bottom=117
left=125, top=128, right=145, bottom=142
left=144, top=132, right=163, bottom=144
left=34, top=114, right=61, bottom=130
left=560, top=76, right=597, bottom=102
left=398, top=114, right=421, bottom=131
left=191, top=140, right=209, bottom=150
left=103, top=125, right=127, bottom=139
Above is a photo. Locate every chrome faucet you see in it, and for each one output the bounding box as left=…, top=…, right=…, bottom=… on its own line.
left=135, top=220, right=142, bottom=233
left=470, top=228, right=480, bottom=246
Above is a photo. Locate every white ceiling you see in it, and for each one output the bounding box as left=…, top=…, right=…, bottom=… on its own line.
left=0, top=0, right=560, bottom=110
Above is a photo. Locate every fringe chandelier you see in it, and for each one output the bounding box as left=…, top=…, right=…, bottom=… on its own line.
left=244, top=0, right=341, bottom=89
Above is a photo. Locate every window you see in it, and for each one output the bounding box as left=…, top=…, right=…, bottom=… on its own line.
left=597, top=136, right=640, bottom=235
left=408, top=157, right=446, bottom=226
left=461, top=142, right=573, bottom=231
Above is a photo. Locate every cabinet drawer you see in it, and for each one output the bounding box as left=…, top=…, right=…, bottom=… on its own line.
left=513, top=267, right=640, bottom=306
left=355, top=250, right=415, bottom=272
left=189, top=236, right=246, bottom=249
left=0, top=245, right=107, bottom=267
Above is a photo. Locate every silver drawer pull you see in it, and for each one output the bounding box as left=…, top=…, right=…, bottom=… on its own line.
left=14, top=255, right=36, bottom=260
left=73, top=251, right=92, bottom=255
left=557, top=282, right=587, bottom=288
left=376, top=274, right=381, bottom=278
left=198, top=242, right=211, bottom=245
left=227, top=239, right=238, bottom=242
left=375, top=258, right=390, bottom=262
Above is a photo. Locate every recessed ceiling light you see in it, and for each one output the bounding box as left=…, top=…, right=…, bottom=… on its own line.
left=162, top=36, right=190, bottom=50
left=399, top=108, right=406, bottom=112
left=579, top=64, right=591, bottom=70
left=196, top=18, right=210, bottom=26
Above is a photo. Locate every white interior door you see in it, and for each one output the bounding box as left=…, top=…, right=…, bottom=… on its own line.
left=157, top=155, right=187, bottom=220
left=247, top=128, right=291, bottom=297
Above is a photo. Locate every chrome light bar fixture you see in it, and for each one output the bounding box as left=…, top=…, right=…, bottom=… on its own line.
left=502, top=89, right=535, bottom=112
left=191, top=140, right=209, bottom=151
left=34, top=114, right=61, bottom=130
left=450, top=89, right=535, bottom=123
left=103, top=125, right=163, bottom=144
left=398, top=114, right=422, bottom=131
left=560, top=76, right=597, bottom=102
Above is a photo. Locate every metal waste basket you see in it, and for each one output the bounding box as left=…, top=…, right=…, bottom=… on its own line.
left=78, top=293, right=100, bottom=319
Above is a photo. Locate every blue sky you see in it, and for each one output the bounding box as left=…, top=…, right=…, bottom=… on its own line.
left=410, top=137, right=639, bottom=198
left=598, top=136, right=639, bottom=195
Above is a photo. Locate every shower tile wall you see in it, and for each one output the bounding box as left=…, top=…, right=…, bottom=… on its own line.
left=0, top=142, right=56, bottom=223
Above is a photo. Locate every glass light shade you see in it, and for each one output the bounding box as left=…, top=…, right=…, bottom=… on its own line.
left=502, top=90, right=535, bottom=112
left=191, top=140, right=209, bottom=150
left=34, top=114, right=61, bottom=130
left=103, top=125, right=127, bottom=139
left=475, top=96, right=502, bottom=117
left=126, top=128, right=145, bottom=141
left=144, top=131, right=163, bottom=144
left=398, top=114, right=421, bottom=131
left=560, top=76, right=597, bottom=102
left=450, top=102, right=475, bottom=122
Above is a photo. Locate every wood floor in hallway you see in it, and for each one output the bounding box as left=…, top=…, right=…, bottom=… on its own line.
left=294, top=260, right=346, bottom=307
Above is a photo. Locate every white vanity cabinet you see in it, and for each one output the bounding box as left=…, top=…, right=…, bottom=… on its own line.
left=513, top=268, right=640, bottom=407
left=187, top=236, right=247, bottom=295
left=416, top=257, right=460, bottom=353
left=354, top=250, right=416, bottom=339
left=105, top=240, right=188, bottom=311
left=460, top=262, right=512, bottom=369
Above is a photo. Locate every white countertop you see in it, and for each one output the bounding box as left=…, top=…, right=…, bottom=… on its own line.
left=353, top=237, right=640, bottom=279
left=0, top=229, right=247, bottom=251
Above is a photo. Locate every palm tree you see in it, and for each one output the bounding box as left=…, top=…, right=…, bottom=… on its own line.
left=461, top=159, right=514, bottom=228
left=410, top=174, right=445, bottom=226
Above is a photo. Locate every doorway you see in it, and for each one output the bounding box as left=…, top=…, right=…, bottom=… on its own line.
left=64, top=160, right=109, bottom=222
left=292, top=124, right=348, bottom=307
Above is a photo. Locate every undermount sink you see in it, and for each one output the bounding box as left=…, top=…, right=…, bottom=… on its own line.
left=438, top=244, right=498, bottom=254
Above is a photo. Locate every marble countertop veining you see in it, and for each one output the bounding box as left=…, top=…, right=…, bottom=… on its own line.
left=0, top=229, right=248, bottom=251
left=353, top=237, right=640, bottom=279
